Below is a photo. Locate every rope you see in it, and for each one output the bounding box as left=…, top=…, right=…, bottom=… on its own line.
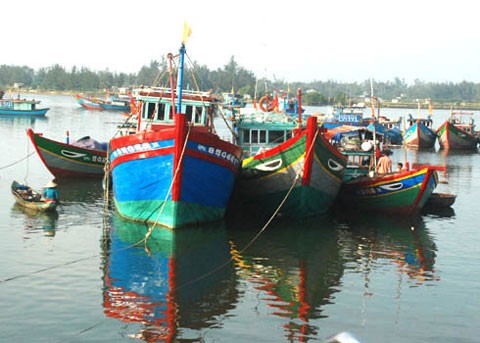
left=143, top=123, right=193, bottom=246
left=172, top=171, right=302, bottom=292
left=171, top=128, right=320, bottom=290
left=0, top=152, right=35, bottom=170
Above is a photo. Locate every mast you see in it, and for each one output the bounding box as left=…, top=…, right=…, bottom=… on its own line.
left=370, top=79, right=378, bottom=170
left=167, top=53, right=176, bottom=117
left=253, top=78, right=258, bottom=110
left=176, top=44, right=186, bottom=114
left=297, top=88, right=303, bottom=132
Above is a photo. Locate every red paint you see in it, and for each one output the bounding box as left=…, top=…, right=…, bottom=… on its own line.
left=172, top=114, right=186, bottom=201
left=302, top=116, right=317, bottom=186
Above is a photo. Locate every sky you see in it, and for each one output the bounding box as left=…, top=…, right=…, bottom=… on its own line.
left=3, top=0, right=480, bottom=84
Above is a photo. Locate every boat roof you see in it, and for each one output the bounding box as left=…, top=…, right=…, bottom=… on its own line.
left=134, top=86, right=215, bottom=103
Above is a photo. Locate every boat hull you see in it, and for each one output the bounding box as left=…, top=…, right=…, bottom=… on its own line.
left=236, top=116, right=347, bottom=217
left=0, top=108, right=49, bottom=116
left=404, top=121, right=437, bottom=149
left=11, top=181, right=57, bottom=212
left=339, top=167, right=438, bottom=215
left=110, top=127, right=241, bottom=229
left=27, top=129, right=107, bottom=178
left=75, top=95, right=130, bottom=111
left=437, top=121, right=478, bottom=149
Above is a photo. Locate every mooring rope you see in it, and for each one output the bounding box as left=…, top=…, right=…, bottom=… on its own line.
left=143, top=123, right=193, bottom=246
left=0, top=152, right=35, bottom=171
left=1, top=129, right=318, bottom=342
left=171, top=128, right=319, bottom=291
left=171, top=170, right=303, bottom=291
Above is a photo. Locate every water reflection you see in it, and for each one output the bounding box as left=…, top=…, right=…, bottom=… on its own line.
left=227, top=214, right=343, bottom=341
left=56, top=178, right=105, bottom=204
left=336, top=214, right=438, bottom=285
left=0, top=116, right=46, bottom=129
left=101, top=214, right=237, bottom=342
left=11, top=203, right=58, bottom=237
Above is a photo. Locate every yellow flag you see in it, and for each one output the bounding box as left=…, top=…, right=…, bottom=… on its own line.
left=182, top=22, right=192, bottom=44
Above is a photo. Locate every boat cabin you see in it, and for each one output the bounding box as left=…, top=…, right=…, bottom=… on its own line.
left=0, top=98, right=42, bottom=111
left=235, top=112, right=298, bottom=157
left=341, top=150, right=374, bottom=181
left=449, top=111, right=475, bottom=134
left=135, top=87, right=215, bottom=132
left=407, top=114, right=434, bottom=129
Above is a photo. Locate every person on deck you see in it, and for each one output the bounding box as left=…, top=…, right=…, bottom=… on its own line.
left=43, top=180, right=59, bottom=203
left=396, top=162, right=406, bottom=172
left=376, top=151, right=392, bottom=174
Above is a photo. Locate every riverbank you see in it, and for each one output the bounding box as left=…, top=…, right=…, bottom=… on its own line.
left=7, top=89, right=480, bottom=111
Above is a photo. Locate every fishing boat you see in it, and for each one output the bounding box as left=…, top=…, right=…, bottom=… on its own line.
left=403, top=101, right=437, bottom=149
left=27, top=129, right=108, bottom=178
left=436, top=110, right=479, bottom=149
left=75, top=94, right=130, bottom=111
left=109, top=38, right=242, bottom=229
left=404, top=115, right=436, bottom=149
left=367, top=120, right=403, bottom=146
left=233, top=89, right=347, bottom=218
left=220, top=91, right=246, bottom=110
left=336, top=89, right=438, bottom=215
left=0, top=97, right=49, bottom=116
left=320, top=105, right=370, bottom=129
left=338, top=149, right=439, bottom=215
left=11, top=180, right=57, bottom=212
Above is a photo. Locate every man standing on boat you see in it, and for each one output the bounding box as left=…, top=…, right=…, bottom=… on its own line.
left=376, top=151, right=392, bottom=174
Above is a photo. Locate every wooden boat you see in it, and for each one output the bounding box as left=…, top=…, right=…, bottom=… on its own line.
left=425, top=192, right=456, bottom=208
left=220, top=91, right=246, bottom=110
left=109, top=39, right=242, bottom=229
left=436, top=110, right=479, bottom=149
left=367, top=119, right=403, bottom=146
left=234, top=90, right=348, bottom=218
left=75, top=94, right=130, bottom=111
left=404, top=115, right=436, bottom=149
left=321, top=105, right=370, bottom=129
left=0, top=97, right=49, bottom=116
left=11, top=180, right=57, bottom=212
left=27, top=129, right=107, bottom=178
left=404, top=101, right=437, bottom=149
left=338, top=149, right=439, bottom=215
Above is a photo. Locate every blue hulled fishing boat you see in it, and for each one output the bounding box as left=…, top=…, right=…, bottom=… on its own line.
left=109, top=30, right=242, bottom=229
left=0, top=97, right=49, bottom=117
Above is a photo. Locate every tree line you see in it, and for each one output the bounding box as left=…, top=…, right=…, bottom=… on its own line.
left=2, top=58, right=480, bottom=106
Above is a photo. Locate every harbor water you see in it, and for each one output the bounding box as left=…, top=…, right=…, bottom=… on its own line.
left=0, top=94, right=479, bottom=342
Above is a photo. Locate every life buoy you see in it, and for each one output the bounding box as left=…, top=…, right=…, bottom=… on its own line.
left=259, top=95, right=275, bottom=112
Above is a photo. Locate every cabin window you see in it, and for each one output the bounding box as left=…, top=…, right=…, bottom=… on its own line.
left=241, top=130, right=250, bottom=143
left=185, top=105, right=203, bottom=124
left=143, top=102, right=156, bottom=119
left=156, top=103, right=166, bottom=121
left=185, top=105, right=193, bottom=122
left=250, top=130, right=267, bottom=143
left=251, top=130, right=258, bottom=143
left=268, top=130, right=285, bottom=144
left=194, top=107, right=203, bottom=123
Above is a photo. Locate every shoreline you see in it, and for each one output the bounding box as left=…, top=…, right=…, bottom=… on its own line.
left=10, top=90, right=480, bottom=111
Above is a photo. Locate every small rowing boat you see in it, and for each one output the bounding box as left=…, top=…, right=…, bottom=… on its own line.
left=11, top=180, right=58, bottom=212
